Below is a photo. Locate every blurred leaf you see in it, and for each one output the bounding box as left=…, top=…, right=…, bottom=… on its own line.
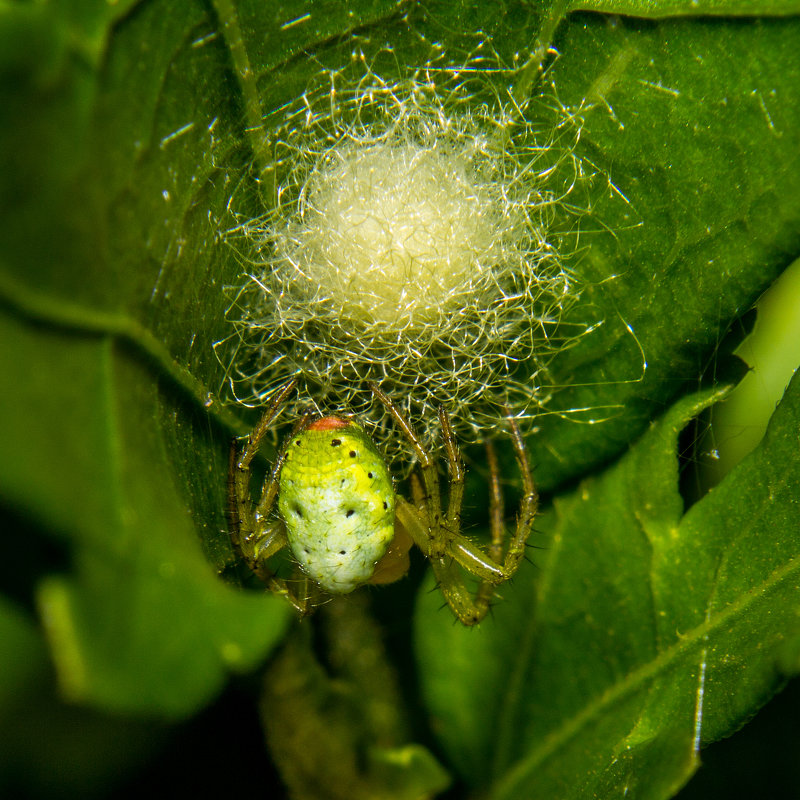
left=0, top=2, right=290, bottom=717
left=0, top=597, right=162, bottom=797
left=260, top=596, right=450, bottom=800
left=0, top=597, right=49, bottom=719
left=416, top=371, right=800, bottom=798
left=0, top=305, right=290, bottom=716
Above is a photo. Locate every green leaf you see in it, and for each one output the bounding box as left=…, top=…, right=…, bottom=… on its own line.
left=0, top=597, right=164, bottom=796
left=0, top=309, right=290, bottom=716
left=416, top=371, right=800, bottom=798
left=529, top=10, right=800, bottom=489
left=259, top=598, right=451, bottom=800
left=570, top=0, right=800, bottom=17
left=0, top=2, right=291, bottom=717
left=0, top=597, right=49, bottom=719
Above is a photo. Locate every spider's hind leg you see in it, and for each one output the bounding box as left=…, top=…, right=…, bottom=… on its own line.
left=435, top=410, right=538, bottom=625
left=501, top=406, right=539, bottom=576
left=371, top=384, right=537, bottom=626
left=475, top=437, right=506, bottom=614
left=438, top=407, right=466, bottom=545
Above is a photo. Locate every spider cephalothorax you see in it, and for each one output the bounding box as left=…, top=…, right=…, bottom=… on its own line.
left=228, top=380, right=537, bottom=625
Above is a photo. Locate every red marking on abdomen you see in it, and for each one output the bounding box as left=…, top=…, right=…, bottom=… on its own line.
left=307, top=416, right=351, bottom=431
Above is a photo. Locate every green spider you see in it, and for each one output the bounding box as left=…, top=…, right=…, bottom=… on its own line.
left=228, top=379, right=538, bottom=625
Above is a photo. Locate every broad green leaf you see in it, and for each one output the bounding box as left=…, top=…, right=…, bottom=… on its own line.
left=416, top=371, right=800, bottom=798
left=0, top=0, right=292, bottom=716
left=0, top=309, right=290, bottom=716
left=570, top=0, right=800, bottom=16
left=531, top=11, right=800, bottom=489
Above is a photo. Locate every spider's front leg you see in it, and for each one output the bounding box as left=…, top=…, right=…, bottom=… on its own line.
left=227, top=379, right=316, bottom=616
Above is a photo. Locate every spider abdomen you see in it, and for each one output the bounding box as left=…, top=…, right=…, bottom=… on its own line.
left=278, top=417, right=396, bottom=593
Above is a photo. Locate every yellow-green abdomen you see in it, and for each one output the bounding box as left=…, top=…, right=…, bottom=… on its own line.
left=278, top=417, right=396, bottom=593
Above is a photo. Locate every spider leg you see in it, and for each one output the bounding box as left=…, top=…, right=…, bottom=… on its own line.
left=231, top=377, right=297, bottom=557
left=236, top=378, right=298, bottom=472
left=437, top=409, right=538, bottom=625
left=395, top=498, right=478, bottom=622
left=485, top=439, right=505, bottom=564
left=228, top=377, right=317, bottom=616
left=501, top=405, right=539, bottom=576
left=229, top=440, right=300, bottom=606
left=371, top=384, right=445, bottom=557
left=450, top=408, right=537, bottom=583
left=409, top=472, right=427, bottom=512
left=476, top=438, right=505, bottom=610
left=439, top=407, right=465, bottom=543
left=372, top=386, right=537, bottom=626
left=254, top=412, right=310, bottom=522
